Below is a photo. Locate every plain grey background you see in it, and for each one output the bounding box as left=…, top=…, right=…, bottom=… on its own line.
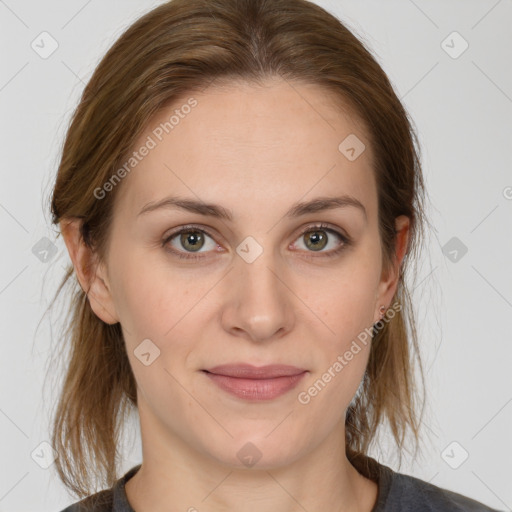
left=0, top=0, right=511, bottom=510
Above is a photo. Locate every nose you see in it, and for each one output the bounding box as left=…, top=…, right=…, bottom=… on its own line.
left=220, top=248, right=295, bottom=343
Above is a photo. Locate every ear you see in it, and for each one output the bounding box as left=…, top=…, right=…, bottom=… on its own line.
left=373, top=215, right=410, bottom=323
left=60, top=219, right=119, bottom=325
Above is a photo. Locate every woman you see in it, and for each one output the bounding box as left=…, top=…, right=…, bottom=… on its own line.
left=50, top=0, right=501, bottom=510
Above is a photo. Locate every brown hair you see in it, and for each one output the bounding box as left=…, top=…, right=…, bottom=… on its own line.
left=48, top=0, right=430, bottom=498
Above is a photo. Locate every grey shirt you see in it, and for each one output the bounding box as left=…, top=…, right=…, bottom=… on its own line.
left=59, top=456, right=503, bottom=511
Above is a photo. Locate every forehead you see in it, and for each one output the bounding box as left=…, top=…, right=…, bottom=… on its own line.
left=113, top=78, right=376, bottom=222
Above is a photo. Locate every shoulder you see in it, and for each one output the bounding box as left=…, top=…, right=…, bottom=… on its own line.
left=57, top=489, right=113, bottom=512
left=380, top=464, right=503, bottom=512
left=57, top=464, right=141, bottom=512
left=349, top=453, right=503, bottom=512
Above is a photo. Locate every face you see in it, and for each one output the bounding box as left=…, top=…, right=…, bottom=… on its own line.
left=87, top=77, right=403, bottom=469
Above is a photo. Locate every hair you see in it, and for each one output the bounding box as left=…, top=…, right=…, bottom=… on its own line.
left=48, top=0, right=431, bottom=499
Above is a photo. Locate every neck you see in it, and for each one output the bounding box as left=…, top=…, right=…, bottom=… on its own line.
left=125, top=414, right=378, bottom=512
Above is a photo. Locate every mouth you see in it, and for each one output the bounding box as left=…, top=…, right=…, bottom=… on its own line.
left=201, top=364, right=308, bottom=401
left=203, top=363, right=307, bottom=379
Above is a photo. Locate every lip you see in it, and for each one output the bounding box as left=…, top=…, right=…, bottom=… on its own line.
left=202, top=364, right=308, bottom=401
left=205, top=364, right=307, bottom=379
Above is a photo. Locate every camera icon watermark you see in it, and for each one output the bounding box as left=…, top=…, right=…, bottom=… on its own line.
left=442, top=236, right=468, bottom=263
left=441, top=31, right=469, bottom=60
left=441, top=441, right=469, bottom=469
left=32, top=236, right=58, bottom=263
left=236, top=236, right=263, bottom=263
left=237, top=442, right=263, bottom=467
left=31, top=441, right=57, bottom=469
left=31, top=31, right=59, bottom=59
left=338, top=134, right=366, bottom=161
left=134, top=338, right=161, bottom=366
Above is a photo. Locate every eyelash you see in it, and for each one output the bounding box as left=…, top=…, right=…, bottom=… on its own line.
left=162, top=223, right=351, bottom=261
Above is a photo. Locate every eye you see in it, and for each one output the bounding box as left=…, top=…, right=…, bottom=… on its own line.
left=162, top=225, right=219, bottom=260
left=162, top=223, right=351, bottom=261
left=291, top=223, right=350, bottom=258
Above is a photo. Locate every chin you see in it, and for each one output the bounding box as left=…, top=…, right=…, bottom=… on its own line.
left=201, top=433, right=305, bottom=471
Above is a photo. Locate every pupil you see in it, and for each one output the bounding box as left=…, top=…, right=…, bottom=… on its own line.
left=182, top=231, right=203, bottom=251
left=308, top=230, right=326, bottom=251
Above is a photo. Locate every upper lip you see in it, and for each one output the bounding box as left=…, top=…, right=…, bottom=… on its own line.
left=203, top=364, right=307, bottom=379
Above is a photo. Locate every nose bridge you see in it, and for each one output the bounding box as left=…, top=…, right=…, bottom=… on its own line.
left=236, top=236, right=285, bottom=304
left=223, top=235, right=293, bottom=340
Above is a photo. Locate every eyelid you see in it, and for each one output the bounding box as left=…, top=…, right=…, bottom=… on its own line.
left=162, top=223, right=222, bottom=245
left=291, top=222, right=350, bottom=245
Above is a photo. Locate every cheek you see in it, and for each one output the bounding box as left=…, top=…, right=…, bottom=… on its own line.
left=298, top=258, right=381, bottom=341
left=108, top=243, right=178, bottom=323
left=108, top=249, right=215, bottom=365
left=110, top=262, right=165, bottom=334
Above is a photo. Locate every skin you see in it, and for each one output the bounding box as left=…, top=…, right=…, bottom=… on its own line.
left=62, top=77, right=409, bottom=512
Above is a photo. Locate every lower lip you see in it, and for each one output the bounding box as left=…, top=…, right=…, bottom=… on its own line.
left=203, top=371, right=307, bottom=401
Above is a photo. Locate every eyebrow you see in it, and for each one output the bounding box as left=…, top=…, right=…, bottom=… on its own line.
left=138, top=194, right=367, bottom=222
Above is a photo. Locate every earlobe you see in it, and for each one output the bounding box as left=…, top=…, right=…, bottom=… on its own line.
left=60, top=219, right=119, bottom=325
